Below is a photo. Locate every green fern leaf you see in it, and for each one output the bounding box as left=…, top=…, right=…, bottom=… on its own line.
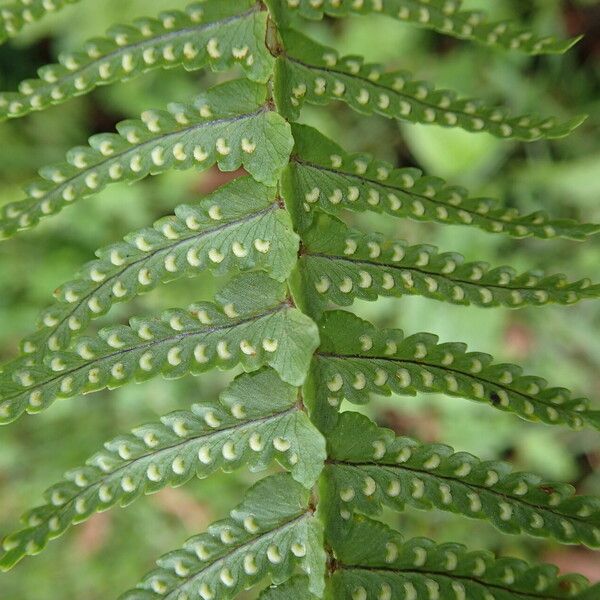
left=322, top=412, right=600, bottom=548
left=0, top=3, right=598, bottom=597
left=308, top=310, right=600, bottom=432
left=294, top=213, right=599, bottom=316
left=0, top=273, right=319, bottom=424
left=274, top=29, right=582, bottom=140
left=283, top=124, right=599, bottom=240
left=0, top=0, right=81, bottom=44
left=12, top=177, right=298, bottom=361
left=277, top=0, right=580, bottom=55
left=0, top=78, right=293, bottom=239
left=329, top=517, right=600, bottom=600
left=0, top=369, right=326, bottom=570
left=259, top=576, right=318, bottom=599
left=0, top=2, right=273, bottom=121
left=120, top=473, right=326, bottom=599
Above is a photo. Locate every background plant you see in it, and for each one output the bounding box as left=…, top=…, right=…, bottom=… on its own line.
left=0, top=0, right=596, bottom=596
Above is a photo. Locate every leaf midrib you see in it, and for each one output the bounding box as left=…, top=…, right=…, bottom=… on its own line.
left=328, top=461, right=590, bottom=527
left=3, top=304, right=288, bottom=402
left=284, top=54, right=503, bottom=124
left=164, top=511, right=311, bottom=600
left=25, top=405, right=299, bottom=536
left=304, top=0, right=478, bottom=31
left=306, top=252, right=564, bottom=294
left=338, top=565, right=570, bottom=600
left=294, top=159, right=521, bottom=228
left=39, top=202, right=279, bottom=352
left=315, top=353, right=582, bottom=419
left=21, top=5, right=261, bottom=97
left=14, top=107, right=267, bottom=220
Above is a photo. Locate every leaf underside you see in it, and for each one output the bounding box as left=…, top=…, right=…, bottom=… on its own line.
left=309, top=311, right=600, bottom=432
left=0, top=369, right=326, bottom=570
left=11, top=176, right=298, bottom=362
left=294, top=213, right=599, bottom=317
left=275, top=28, right=583, bottom=140
left=0, top=78, right=294, bottom=239
left=322, top=412, right=600, bottom=548
left=329, top=517, right=600, bottom=600
left=120, top=474, right=326, bottom=599
left=283, top=124, right=599, bottom=240
left=278, top=0, right=580, bottom=55
left=0, top=2, right=274, bottom=121
left=0, top=0, right=82, bottom=44
left=0, top=273, right=320, bottom=424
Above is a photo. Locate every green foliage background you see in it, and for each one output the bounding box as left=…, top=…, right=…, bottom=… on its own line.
left=0, top=0, right=598, bottom=597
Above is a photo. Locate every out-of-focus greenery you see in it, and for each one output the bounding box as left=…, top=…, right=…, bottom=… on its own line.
left=0, top=0, right=599, bottom=597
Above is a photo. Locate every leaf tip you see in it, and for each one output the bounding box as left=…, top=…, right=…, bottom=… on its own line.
left=562, top=33, right=585, bottom=53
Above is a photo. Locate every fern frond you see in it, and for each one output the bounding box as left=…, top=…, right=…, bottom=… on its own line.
left=0, top=369, right=326, bottom=570
left=278, top=0, right=580, bottom=55
left=329, top=517, right=600, bottom=600
left=120, top=474, right=326, bottom=599
left=0, top=2, right=598, bottom=596
left=259, top=576, right=318, bottom=599
left=322, top=412, right=600, bottom=548
left=0, top=0, right=81, bottom=44
left=295, top=213, right=599, bottom=316
left=0, top=79, right=294, bottom=239
left=275, top=29, right=583, bottom=140
left=0, top=2, right=273, bottom=121
left=0, top=273, right=319, bottom=425
left=283, top=125, right=599, bottom=240
left=12, top=177, right=298, bottom=361
left=309, top=311, right=600, bottom=431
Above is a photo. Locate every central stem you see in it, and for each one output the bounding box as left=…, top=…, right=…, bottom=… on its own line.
left=262, top=8, right=328, bottom=587
left=265, top=12, right=284, bottom=57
